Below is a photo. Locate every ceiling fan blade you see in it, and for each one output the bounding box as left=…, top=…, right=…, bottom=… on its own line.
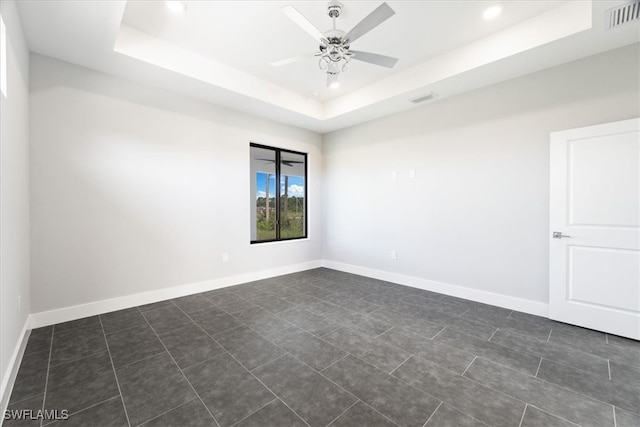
left=270, top=54, right=317, bottom=67
left=350, top=50, right=398, bottom=68
left=345, top=2, right=395, bottom=44
left=282, top=6, right=327, bottom=44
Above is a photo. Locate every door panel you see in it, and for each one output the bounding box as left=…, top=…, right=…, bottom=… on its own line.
left=550, top=118, right=640, bottom=339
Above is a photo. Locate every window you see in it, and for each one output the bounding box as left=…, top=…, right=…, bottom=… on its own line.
left=250, top=143, right=307, bottom=243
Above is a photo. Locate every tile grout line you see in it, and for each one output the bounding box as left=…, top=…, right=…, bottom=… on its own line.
left=137, top=397, right=204, bottom=427
left=99, top=316, right=133, bottom=427
left=517, top=404, right=528, bottom=427
left=546, top=329, right=553, bottom=343
left=388, top=355, right=412, bottom=375
left=228, top=397, right=279, bottom=427
left=319, top=354, right=350, bottom=373
left=41, top=396, right=122, bottom=426
left=461, top=356, right=478, bottom=377
left=612, top=405, right=617, bottom=427
left=324, top=399, right=359, bottom=427
left=358, top=400, right=402, bottom=427
left=430, top=327, right=446, bottom=340
left=607, top=359, right=612, bottom=380
left=139, top=312, right=222, bottom=427
left=39, top=327, right=55, bottom=427
left=421, top=401, right=442, bottom=427
left=191, top=299, right=432, bottom=426
left=527, top=405, right=581, bottom=427
left=174, top=304, right=312, bottom=427
left=250, top=353, right=287, bottom=373
left=487, top=328, right=499, bottom=341
left=534, top=358, right=543, bottom=378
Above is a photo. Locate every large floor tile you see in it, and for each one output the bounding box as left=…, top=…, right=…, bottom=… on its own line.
left=158, top=323, right=224, bottom=369
left=105, top=324, right=165, bottom=368
left=201, top=291, right=255, bottom=313
left=323, top=355, right=440, bottom=427
left=142, top=305, right=194, bottom=335
left=536, top=358, right=640, bottom=414
left=24, top=326, right=53, bottom=356
left=269, top=326, right=347, bottom=371
left=171, top=294, right=215, bottom=314
left=424, top=403, right=488, bottom=427
left=9, top=350, right=49, bottom=405
left=253, top=295, right=296, bottom=314
left=53, top=316, right=101, bottom=333
left=50, top=324, right=107, bottom=366
left=100, top=308, right=147, bottom=334
left=520, top=406, right=576, bottom=427
left=3, top=394, right=44, bottom=427
left=550, top=327, right=640, bottom=366
left=183, top=353, right=275, bottom=427
left=413, top=309, right=497, bottom=341
left=367, top=309, right=444, bottom=339
left=434, top=327, right=540, bottom=375
left=464, top=357, right=615, bottom=427
left=214, top=326, right=284, bottom=370
left=616, top=407, right=640, bottom=427
left=329, top=401, right=395, bottom=427
left=377, top=327, right=474, bottom=374
left=277, top=307, right=342, bottom=337
left=253, top=354, right=357, bottom=427
left=321, top=306, right=392, bottom=337
left=189, top=306, right=243, bottom=336
left=139, top=398, right=217, bottom=427
left=116, top=352, right=196, bottom=426
left=234, top=399, right=307, bottom=427
left=231, top=305, right=294, bottom=336
left=48, top=396, right=128, bottom=427
left=45, top=351, right=119, bottom=416
left=609, top=359, right=640, bottom=388
left=490, top=328, right=609, bottom=377
left=322, top=327, right=411, bottom=373
left=393, top=356, right=524, bottom=427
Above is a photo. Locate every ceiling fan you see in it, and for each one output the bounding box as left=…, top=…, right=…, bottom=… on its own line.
left=272, top=1, right=399, bottom=88
left=257, top=159, right=304, bottom=167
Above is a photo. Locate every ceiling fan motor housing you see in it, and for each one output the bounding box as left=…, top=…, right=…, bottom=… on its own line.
left=327, top=0, right=343, bottom=18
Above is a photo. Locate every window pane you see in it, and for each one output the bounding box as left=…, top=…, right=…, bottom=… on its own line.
left=251, top=146, right=276, bottom=241
left=280, top=152, right=306, bottom=239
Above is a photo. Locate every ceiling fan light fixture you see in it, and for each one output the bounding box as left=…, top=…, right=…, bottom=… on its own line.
left=165, top=1, right=187, bottom=14
left=483, top=5, right=502, bottom=20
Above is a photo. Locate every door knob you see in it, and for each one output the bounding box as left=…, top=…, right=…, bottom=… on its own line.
left=552, top=231, right=571, bottom=239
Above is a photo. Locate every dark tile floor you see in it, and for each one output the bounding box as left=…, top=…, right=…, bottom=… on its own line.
left=5, top=268, right=640, bottom=427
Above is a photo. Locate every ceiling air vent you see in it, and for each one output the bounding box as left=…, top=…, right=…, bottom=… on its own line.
left=606, top=0, right=640, bottom=30
left=410, top=92, right=437, bottom=104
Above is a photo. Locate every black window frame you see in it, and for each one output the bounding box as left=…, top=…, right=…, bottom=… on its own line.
left=250, top=143, right=308, bottom=244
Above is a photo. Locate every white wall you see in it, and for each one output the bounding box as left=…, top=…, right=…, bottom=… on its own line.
left=323, top=44, right=640, bottom=307
left=0, top=0, right=30, bottom=411
left=29, top=54, right=322, bottom=314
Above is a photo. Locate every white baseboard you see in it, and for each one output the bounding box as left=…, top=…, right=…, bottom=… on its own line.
left=30, top=260, right=323, bottom=328
left=322, top=260, right=549, bottom=317
left=29, top=257, right=548, bottom=329
left=1, top=318, right=30, bottom=421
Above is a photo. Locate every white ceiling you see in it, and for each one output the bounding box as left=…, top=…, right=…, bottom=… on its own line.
left=16, top=1, right=640, bottom=133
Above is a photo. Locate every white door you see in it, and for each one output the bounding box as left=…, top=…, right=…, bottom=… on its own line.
left=549, top=118, right=640, bottom=340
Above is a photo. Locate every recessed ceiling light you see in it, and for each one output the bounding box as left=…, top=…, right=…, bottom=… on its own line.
left=166, top=1, right=187, bottom=13
left=483, top=5, right=502, bottom=20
